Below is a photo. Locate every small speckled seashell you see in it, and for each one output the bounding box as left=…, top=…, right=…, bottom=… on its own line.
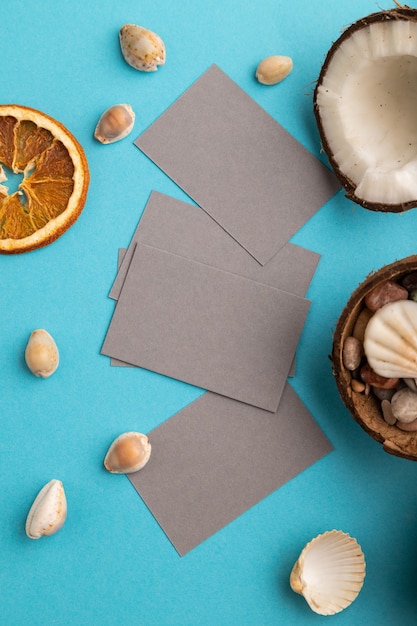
left=363, top=299, right=417, bottom=379
left=104, top=432, right=151, bottom=474
left=290, top=530, right=366, bottom=615
left=25, top=329, right=59, bottom=378
left=25, top=479, right=67, bottom=539
left=119, top=24, right=166, bottom=72
left=94, top=104, right=135, bottom=144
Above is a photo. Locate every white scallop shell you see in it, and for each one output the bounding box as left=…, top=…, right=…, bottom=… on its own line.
left=25, top=479, right=67, bottom=539
left=363, top=299, right=417, bottom=378
left=289, top=530, right=366, bottom=615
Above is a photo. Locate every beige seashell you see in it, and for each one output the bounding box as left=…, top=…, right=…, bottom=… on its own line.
left=25, top=479, right=67, bottom=539
left=94, top=104, right=135, bottom=144
left=104, top=432, right=151, bottom=474
left=255, top=55, right=293, bottom=85
left=290, top=530, right=366, bottom=616
left=363, top=299, right=417, bottom=379
left=25, top=329, right=59, bottom=378
left=119, top=24, right=166, bottom=72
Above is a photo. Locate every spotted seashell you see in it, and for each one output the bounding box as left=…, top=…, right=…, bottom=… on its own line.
left=119, top=24, right=165, bottom=72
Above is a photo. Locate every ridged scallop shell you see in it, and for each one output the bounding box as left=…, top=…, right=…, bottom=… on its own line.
left=25, top=479, right=67, bottom=539
left=363, top=299, right=417, bottom=378
left=290, top=530, right=366, bottom=615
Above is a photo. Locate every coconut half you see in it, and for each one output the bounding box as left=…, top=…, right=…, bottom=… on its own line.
left=314, top=6, right=417, bottom=212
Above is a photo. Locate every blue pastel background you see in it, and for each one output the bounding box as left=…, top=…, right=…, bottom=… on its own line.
left=2, top=1, right=417, bottom=624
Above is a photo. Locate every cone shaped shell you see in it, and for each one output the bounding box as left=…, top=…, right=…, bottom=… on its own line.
left=290, top=530, right=366, bottom=615
left=364, top=300, right=417, bottom=379
left=25, top=479, right=67, bottom=539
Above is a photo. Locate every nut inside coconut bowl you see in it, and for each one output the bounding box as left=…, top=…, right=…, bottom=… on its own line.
left=332, top=254, right=417, bottom=461
left=314, top=6, right=417, bottom=213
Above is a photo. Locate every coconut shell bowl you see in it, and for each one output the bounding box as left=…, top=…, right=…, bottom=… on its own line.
left=332, top=255, right=417, bottom=461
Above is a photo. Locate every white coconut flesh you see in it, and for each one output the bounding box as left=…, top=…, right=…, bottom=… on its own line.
left=316, top=19, right=417, bottom=206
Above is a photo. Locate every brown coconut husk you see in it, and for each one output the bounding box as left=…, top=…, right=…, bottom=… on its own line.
left=314, top=6, right=417, bottom=213
left=332, top=255, right=417, bottom=461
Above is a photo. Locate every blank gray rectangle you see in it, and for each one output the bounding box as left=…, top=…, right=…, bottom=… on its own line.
left=102, top=243, right=310, bottom=412
left=135, top=65, right=339, bottom=265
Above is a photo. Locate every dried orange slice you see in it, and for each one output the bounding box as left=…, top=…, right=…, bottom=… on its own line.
left=0, top=104, right=89, bottom=253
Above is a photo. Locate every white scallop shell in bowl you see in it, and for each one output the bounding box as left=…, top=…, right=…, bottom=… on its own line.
left=364, top=299, right=417, bottom=379
left=289, top=530, right=366, bottom=615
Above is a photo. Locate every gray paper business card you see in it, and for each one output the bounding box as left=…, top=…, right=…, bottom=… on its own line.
left=135, top=65, right=339, bottom=265
left=109, top=191, right=321, bottom=301
left=109, top=192, right=321, bottom=376
left=128, top=386, right=333, bottom=555
left=102, top=243, right=310, bottom=412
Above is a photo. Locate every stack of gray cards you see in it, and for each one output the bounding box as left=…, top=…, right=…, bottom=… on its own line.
left=101, top=65, right=339, bottom=555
